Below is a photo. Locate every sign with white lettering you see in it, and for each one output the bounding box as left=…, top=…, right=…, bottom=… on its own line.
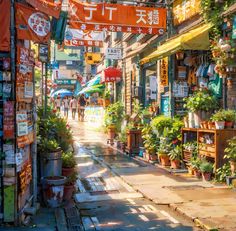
left=105, top=48, right=122, bottom=60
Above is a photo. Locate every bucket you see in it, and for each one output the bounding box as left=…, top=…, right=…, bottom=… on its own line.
left=40, top=150, right=62, bottom=177
left=41, top=176, right=67, bottom=208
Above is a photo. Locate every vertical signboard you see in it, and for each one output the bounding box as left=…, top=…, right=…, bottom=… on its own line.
left=160, top=57, right=168, bottom=87
left=149, top=76, right=157, bottom=100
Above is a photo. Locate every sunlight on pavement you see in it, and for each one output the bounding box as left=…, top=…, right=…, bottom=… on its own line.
left=77, top=161, right=94, bottom=167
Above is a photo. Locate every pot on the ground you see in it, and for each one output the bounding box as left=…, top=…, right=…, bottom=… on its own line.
left=159, top=154, right=170, bottom=166
left=202, top=172, right=212, bottom=181
left=107, top=126, right=116, bottom=140
left=193, top=169, right=201, bottom=179
left=230, top=160, right=236, bottom=175
left=171, top=159, right=180, bottom=169
left=63, top=184, right=75, bottom=201
left=62, top=167, right=75, bottom=177
left=215, top=121, right=225, bottom=129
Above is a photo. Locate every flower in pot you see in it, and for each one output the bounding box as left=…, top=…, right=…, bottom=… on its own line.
left=158, top=139, right=171, bottom=166
left=62, top=151, right=76, bottom=177
left=211, top=110, right=226, bottom=129
left=169, top=145, right=182, bottom=169
left=200, top=161, right=214, bottom=181
left=224, top=136, right=236, bottom=175
left=64, top=172, right=78, bottom=201
left=189, top=157, right=202, bottom=178
left=224, top=110, right=235, bottom=128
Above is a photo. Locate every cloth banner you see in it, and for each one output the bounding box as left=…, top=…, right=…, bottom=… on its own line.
left=69, top=0, right=166, bottom=33
left=26, top=0, right=62, bottom=19
left=0, top=0, right=10, bottom=51
left=16, top=3, right=51, bottom=43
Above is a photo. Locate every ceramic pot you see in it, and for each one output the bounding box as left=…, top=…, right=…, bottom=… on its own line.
left=63, top=184, right=75, bottom=201
left=193, top=169, right=201, bottom=179
left=230, top=161, right=236, bottom=175
left=62, top=168, right=75, bottom=177
left=159, top=154, right=170, bottom=166
left=193, top=111, right=201, bottom=128
left=188, top=112, right=195, bottom=128
left=171, top=159, right=180, bottom=169
left=202, top=172, right=212, bottom=181
left=215, top=121, right=225, bottom=129
left=225, top=121, right=234, bottom=129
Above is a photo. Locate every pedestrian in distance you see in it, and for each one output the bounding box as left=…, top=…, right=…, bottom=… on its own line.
left=55, top=95, right=61, bottom=112
left=78, top=94, right=87, bottom=122
left=63, top=96, right=70, bottom=118
left=70, top=96, right=77, bottom=119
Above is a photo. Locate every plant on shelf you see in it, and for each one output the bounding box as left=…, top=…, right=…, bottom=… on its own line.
left=158, top=138, right=171, bottom=166
left=211, top=110, right=226, bottom=129
left=215, top=163, right=232, bottom=183
left=224, top=136, right=236, bottom=175
left=62, top=151, right=76, bottom=176
left=224, top=110, right=235, bottom=128
left=200, top=161, right=214, bottom=181
left=169, top=145, right=182, bottom=169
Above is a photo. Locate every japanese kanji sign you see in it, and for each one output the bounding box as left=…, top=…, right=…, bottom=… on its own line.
left=69, top=0, right=166, bottom=34
left=160, top=57, right=168, bottom=86
left=26, top=0, right=62, bottom=19
left=16, top=3, right=51, bottom=43
left=173, top=0, right=200, bottom=26
left=105, top=48, right=122, bottom=60
left=64, top=28, right=104, bottom=47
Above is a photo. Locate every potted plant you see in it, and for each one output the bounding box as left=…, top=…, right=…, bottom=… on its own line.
left=118, top=130, right=127, bottom=152
left=200, top=161, right=214, bottom=181
left=62, top=151, right=76, bottom=177
left=224, top=110, right=235, bottom=128
left=103, top=90, right=111, bottom=107
left=224, top=136, right=236, bottom=175
left=190, top=157, right=202, bottom=178
left=63, top=172, right=78, bottom=201
left=169, top=145, right=182, bottom=169
left=211, top=110, right=225, bottom=129
left=158, top=139, right=171, bottom=166
left=151, top=115, right=173, bottom=137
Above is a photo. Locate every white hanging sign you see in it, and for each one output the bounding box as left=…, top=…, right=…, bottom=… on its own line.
left=105, top=48, right=122, bottom=60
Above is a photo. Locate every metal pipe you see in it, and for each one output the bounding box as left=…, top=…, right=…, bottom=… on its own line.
left=44, top=63, right=48, bottom=113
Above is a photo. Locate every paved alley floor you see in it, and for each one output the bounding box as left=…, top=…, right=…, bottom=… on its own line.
left=69, top=116, right=201, bottom=231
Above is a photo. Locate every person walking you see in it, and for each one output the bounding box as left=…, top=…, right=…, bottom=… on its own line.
left=63, top=96, right=70, bottom=118
left=70, top=96, right=77, bottom=119
left=55, top=96, right=61, bottom=112
left=78, top=94, right=87, bottom=122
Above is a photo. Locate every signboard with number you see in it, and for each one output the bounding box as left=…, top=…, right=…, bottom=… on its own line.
left=160, top=57, right=168, bottom=86
left=105, top=48, right=122, bottom=60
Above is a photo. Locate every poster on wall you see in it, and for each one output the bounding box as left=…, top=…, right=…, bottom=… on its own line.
left=149, top=76, right=157, bottom=100
left=17, top=122, right=28, bottom=137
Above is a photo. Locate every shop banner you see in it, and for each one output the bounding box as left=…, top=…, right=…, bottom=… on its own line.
left=16, top=3, right=51, bottom=43
left=173, top=0, right=201, bottom=26
left=69, top=0, right=166, bottom=33
left=69, top=22, right=165, bottom=35
left=26, top=0, right=62, bottom=19
left=65, top=39, right=103, bottom=47
left=160, top=57, right=168, bottom=86
left=0, top=0, right=10, bottom=52
left=105, top=48, right=122, bottom=60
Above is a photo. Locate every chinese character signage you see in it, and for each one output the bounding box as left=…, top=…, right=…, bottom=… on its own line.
left=85, top=53, right=102, bottom=65
left=64, top=28, right=104, bottom=47
left=160, top=57, right=168, bottom=86
left=173, top=0, right=201, bottom=26
left=69, top=0, right=166, bottom=34
left=16, top=3, right=51, bottom=43
left=105, top=48, right=122, bottom=60
left=26, top=0, right=62, bottom=19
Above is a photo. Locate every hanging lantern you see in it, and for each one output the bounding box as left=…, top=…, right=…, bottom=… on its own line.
left=176, top=51, right=184, bottom=60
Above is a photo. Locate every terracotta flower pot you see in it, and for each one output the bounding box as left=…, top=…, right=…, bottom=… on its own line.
left=193, top=169, right=201, bottom=179
left=171, top=159, right=180, bottom=169
left=230, top=160, right=236, bottom=175
left=202, top=172, right=212, bottom=181
left=225, top=121, right=234, bottom=129
left=62, top=167, right=75, bottom=177
left=63, top=184, right=75, bottom=201
left=107, top=126, right=116, bottom=139
left=187, top=166, right=194, bottom=175
left=159, top=155, right=170, bottom=166
left=150, top=154, right=158, bottom=161
left=208, top=121, right=215, bottom=130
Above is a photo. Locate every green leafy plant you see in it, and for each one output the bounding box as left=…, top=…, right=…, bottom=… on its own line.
left=62, top=151, right=76, bottom=168
left=118, top=130, right=127, bottom=143
left=224, top=136, right=236, bottom=161
left=65, top=172, right=78, bottom=186
left=169, top=145, right=182, bottom=161
left=215, top=163, right=231, bottom=183
left=200, top=161, right=214, bottom=173
left=38, top=139, right=60, bottom=153
left=142, top=124, right=159, bottom=153
left=211, top=110, right=226, bottom=122
left=104, top=89, right=111, bottom=99
left=190, top=157, right=202, bottom=170
left=158, top=138, right=171, bottom=156
left=224, top=110, right=236, bottom=122
left=151, top=115, right=173, bottom=136
left=184, top=89, right=218, bottom=112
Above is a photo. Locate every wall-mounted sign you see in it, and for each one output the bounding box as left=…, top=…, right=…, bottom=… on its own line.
left=38, top=44, right=49, bottom=62
left=85, top=52, right=102, bottom=65
left=69, top=0, right=166, bottom=34
left=149, top=76, right=157, bottom=100
left=17, top=122, right=28, bottom=137
left=54, top=79, right=77, bottom=85
left=173, top=0, right=201, bottom=26
left=105, top=48, right=122, bottom=60
left=160, top=57, right=168, bottom=86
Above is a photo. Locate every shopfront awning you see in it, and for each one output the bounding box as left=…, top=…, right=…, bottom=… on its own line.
left=140, top=23, right=212, bottom=65
left=76, top=84, right=105, bottom=96
left=85, top=75, right=101, bottom=87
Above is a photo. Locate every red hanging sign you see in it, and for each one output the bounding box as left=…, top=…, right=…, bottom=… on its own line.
left=64, top=39, right=103, bottom=47
left=16, top=3, right=51, bottom=43
left=0, top=1, right=10, bottom=52
left=26, top=0, right=62, bottom=19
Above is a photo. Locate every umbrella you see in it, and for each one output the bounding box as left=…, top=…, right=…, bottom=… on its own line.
left=51, top=89, right=73, bottom=98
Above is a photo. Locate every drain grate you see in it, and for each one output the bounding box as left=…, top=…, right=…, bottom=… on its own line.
left=68, top=224, right=83, bottom=231
left=65, top=207, right=80, bottom=218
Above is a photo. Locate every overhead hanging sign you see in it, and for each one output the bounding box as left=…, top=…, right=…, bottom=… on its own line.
left=26, top=0, right=62, bottom=19
left=173, top=0, right=201, bottom=26
left=69, top=0, right=166, bottom=34
left=16, top=3, right=51, bottom=43
left=105, top=48, right=122, bottom=60
left=64, top=28, right=104, bottom=47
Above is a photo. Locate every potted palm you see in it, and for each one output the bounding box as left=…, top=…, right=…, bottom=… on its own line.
left=62, top=151, right=76, bottom=177
left=200, top=161, right=214, bottom=181
left=63, top=172, right=78, bottom=201
left=169, top=145, right=182, bottom=169
left=158, top=139, right=171, bottom=166
left=224, top=136, right=236, bottom=175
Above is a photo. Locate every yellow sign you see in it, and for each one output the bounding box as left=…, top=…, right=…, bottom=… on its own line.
left=173, top=0, right=201, bottom=26
left=85, top=52, right=102, bottom=65
left=160, top=57, right=168, bottom=87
